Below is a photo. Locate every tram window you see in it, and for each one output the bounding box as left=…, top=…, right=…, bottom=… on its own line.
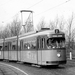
left=12, top=45, right=16, bottom=50
left=4, top=42, right=8, bottom=50
left=24, top=41, right=37, bottom=50
left=10, top=43, right=12, bottom=50
left=47, top=38, right=53, bottom=49
left=27, top=43, right=30, bottom=49
left=37, top=38, right=45, bottom=49
left=0, top=46, right=2, bottom=51
left=47, top=38, right=65, bottom=48
left=41, top=38, right=45, bottom=49
left=9, top=42, right=12, bottom=50
left=43, top=38, right=45, bottom=48
left=4, top=46, right=8, bottom=51
left=24, top=43, right=27, bottom=49
left=24, top=43, right=30, bottom=50
left=41, top=38, right=43, bottom=48
left=39, top=39, right=41, bottom=49
left=47, top=39, right=52, bottom=46
left=38, top=39, right=40, bottom=49
left=31, top=41, right=36, bottom=49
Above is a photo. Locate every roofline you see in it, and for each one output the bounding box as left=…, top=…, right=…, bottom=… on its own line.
left=0, top=29, right=65, bottom=41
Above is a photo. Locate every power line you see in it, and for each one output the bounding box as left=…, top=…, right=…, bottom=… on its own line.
left=0, top=0, right=11, bottom=7
left=2, top=0, right=43, bottom=23
left=27, top=0, right=43, bottom=9
left=2, top=0, right=71, bottom=23
left=0, top=0, right=12, bottom=15
left=34, top=0, right=71, bottom=17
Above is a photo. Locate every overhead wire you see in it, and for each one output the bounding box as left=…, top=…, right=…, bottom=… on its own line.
left=1, top=0, right=71, bottom=23
left=27, top=0, right=43, bottom=9
left=10, top=0, right=43, bottom=20
left=0, top=0, right=11, bottom=7
left=0, top=0, right=13, bottom=21
left=34, top=0, right=71, bottom=17
left=2, top=0, right=43, bottom=23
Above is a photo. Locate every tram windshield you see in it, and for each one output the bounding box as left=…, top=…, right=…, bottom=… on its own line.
left=47, top=37, right=65, bottom=48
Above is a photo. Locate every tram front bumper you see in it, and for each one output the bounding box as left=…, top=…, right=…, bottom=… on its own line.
left=46, top=60, right=67, bottom=65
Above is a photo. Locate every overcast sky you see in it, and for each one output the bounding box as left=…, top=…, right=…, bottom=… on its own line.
left=0, top=0, right=74, bottom=29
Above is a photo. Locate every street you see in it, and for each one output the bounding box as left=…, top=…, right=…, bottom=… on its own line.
left=0, top=59, right=75, bottom=75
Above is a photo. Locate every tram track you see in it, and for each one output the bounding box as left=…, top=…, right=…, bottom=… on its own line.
left=0, top=66, right=18, bottom=75
left=0, top=68, right=6, bottom=75
left=4, top=66, right=19, bottom=75
left=0, top=60, right=75, bottom=75
left=0, top=64, right=25, bottom=75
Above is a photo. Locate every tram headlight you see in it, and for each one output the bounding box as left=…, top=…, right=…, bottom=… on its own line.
left=57, top=53, right=61, bottom=57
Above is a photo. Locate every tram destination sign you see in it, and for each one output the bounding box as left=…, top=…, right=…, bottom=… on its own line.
left=52, top=34, right=63, bottom=37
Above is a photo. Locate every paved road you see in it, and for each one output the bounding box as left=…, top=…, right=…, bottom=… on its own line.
left=0, top=61, right=28, bottom=75
left=0, top=60, right=75, bottom=75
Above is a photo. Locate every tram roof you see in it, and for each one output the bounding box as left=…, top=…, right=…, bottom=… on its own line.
left=5, top=36, right=17, bottom=42
left=19, top=29, right=65, bottom=40
left=1, top=29, right=65, bottom=41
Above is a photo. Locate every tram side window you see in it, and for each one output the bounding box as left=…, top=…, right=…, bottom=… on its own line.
left=0, top=46, right=3, bottom=51
left=38, top=39, right=40, bottom=49
left=41, top=38, right=45, bottom=49
left=31, top=41, right=36, bottom=49
left=23, top=40, right=36, bottom=50
left=41, top=38, right=43, bottom=48
left=24, top=43, right=27, bottom=49
left=24, top=41, right=37, bottom=50
left=24, top=43, right=30, bottom=50
left=9, top=42, right=12, bottom=50
left=47, top=38, right=53, bottom=49
left=4, top=46, right=8, bottom=51
left=4, top=42, right=8, bottom=51
left=12, top=45, right=16, bottom=50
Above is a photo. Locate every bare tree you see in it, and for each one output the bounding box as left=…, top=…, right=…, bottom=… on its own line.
left=49, top=20, right=55, bottom=30
left=9, top=18, right=22, bottom=36
left=3, top=25, right=11, bottom=38
left=58, top=17, right=65, bottom=30
left=49, top=16, right=65, bottom=30
left=25, top=18, right=34, bottom=33
left=0, top=30, right=4, bottom=39
left=0, top=24, right=11, bottom=39
left=36, top=19, right=46, bottom=31
left=66, top=13, right=75, bottom=51
left=54, top=16, right=59, bottom=28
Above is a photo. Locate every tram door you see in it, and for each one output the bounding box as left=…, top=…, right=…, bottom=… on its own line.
left=37, top=36, right=46, bottom=65
left=18, top=40, right=21, bottom=61
left=4, top=42, right=9, bottom=59
left=0, top=43, right=3, bottom=59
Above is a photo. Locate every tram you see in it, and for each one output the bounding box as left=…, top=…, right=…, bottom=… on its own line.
left=0, top=28, right=66, bottom=66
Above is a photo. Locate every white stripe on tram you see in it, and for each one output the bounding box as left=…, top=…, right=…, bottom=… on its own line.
left=0, top=62, right=28, bottom=75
